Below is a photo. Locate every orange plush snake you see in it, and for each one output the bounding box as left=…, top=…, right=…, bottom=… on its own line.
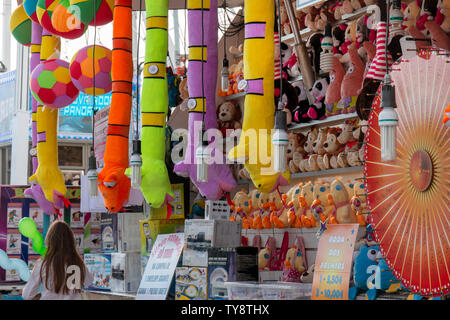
left=97, top=0, right=132, bottom=212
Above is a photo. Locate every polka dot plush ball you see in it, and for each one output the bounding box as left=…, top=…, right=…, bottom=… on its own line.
left=69, top=45, right=112, bottom=96
left=30, top=59, right=80, bottom=109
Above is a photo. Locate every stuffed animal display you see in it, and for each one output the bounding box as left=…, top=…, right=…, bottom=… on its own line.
left=139, top=0, right=175, bottom=209
left=217, top=101, right=242, bottom=137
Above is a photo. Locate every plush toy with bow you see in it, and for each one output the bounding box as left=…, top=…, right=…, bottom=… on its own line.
left=217, top=101, right=242, bottom=137
left=283, top=236, right=307, bottom=282
left=307, top=77, right=329, bottom=120
left=292, top=79, right=312, bottom=123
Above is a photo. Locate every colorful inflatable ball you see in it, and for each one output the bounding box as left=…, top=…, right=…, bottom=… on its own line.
left=24, top=0, right=40, bottom=23
left=69, top=45, right=112, bottom=95
left=67, top=0, right=112, bottom=26
left=36, top=0, right=86, bottom=39
left=10, top=4, right=32, bottom=47
left=30, top=59, right=80, bottom=109
left=89, top=0, right=114, bottom=26
left=51, top=0, right=87, bottom=34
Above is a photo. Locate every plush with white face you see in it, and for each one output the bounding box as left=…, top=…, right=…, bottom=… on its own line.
left=309, top=78, right=329, bottom=100
left=217, top=102, right=236, bottom=122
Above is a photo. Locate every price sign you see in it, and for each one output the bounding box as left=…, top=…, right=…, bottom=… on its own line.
left=296, top=0, right=325, bottom=10
left=136, top=233, right=184, bottom=300
left=312, top=224, right=358, bottom=300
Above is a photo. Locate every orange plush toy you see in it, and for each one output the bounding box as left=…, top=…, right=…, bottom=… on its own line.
left=97, top=0, right=132, bottom=212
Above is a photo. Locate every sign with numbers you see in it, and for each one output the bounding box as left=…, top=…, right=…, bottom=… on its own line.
left=136, top=233, right=184, bottom=300
left=312, top=224, right=358, bottom=300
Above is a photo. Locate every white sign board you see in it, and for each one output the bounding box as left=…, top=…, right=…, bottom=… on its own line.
left=136, top=233, right=184, bottom=300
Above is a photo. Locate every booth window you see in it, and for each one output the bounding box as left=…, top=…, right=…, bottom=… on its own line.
left=58, top=145, right=83, bottom=167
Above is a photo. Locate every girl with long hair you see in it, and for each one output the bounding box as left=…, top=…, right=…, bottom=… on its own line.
left=22, top=220, right=93, bottom=300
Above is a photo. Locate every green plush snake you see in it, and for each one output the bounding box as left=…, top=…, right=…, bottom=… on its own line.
left=139, top=0, right=174, bottom=208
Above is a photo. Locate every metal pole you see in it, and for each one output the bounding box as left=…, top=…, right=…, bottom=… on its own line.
left=283, top=0, right=315, bottom=90
left=1, top=0, right=12, bottom=70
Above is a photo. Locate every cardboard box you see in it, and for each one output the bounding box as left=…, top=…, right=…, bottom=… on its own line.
left=175, top=267, right=208, bottom=300
left=182, top=220, right=242, bottom=267
left=205, top=200, right=231, bottom=220
left=101, top=213, right=118, bottom=253
left=118, top=212, right=143, bottom=252
left=139, top=218, right=185, bottom=256
left=111, top=252, right=141, bottom=293
left=149, top=184, right=185, bottom=220
left=207, top=248, right=237, bottom=300
left=84, top=254, right=112, bottom=291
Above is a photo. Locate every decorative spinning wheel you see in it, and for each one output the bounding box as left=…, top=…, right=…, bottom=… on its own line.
left=364, top=49, right=450, bottom=297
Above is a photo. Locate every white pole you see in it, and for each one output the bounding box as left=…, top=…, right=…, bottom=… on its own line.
left=10, top=42, right=30, bottom=185
left=1, top=0, right=12, bottom=71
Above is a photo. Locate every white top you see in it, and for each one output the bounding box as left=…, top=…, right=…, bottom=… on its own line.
left=22, top=260, right=93, bottom=300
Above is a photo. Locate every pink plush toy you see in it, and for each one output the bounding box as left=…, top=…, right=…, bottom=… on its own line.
left=325, top=56, right=345, bottom=117
left=425, top=20, right=450, bottom=50
left=339, top=47, right=365, bottom=114
left=362, top=41, right=376, bottom=79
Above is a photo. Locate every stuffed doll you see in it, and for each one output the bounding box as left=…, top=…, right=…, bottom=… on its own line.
left=311, top=181, right=333, bottom=224
left=308, top=127, right=327, bottom=171
left=332, top=24, right=347, bottom=58
left=258, top=237, right=276, bottom=270
left=338, top=22, right=354, bottom=64
left=298, top=129, right=317, bottom=172
left=285, top=183, right=303, bottom=228
left=436, top=0, right=450, bottom=33
left=304, top=6, right=321, bottom=32
left=300, top=264, right=315, bottom=283
left=402, top=0, right=422, bottom=30
left=322, top=127, right=345, bottom=169
left=283, top=52, right=302, bottom=80
left=275, top=78, right=299, bottom=125
left=217, top=101, right=242, bottom=137
left=292, top=79, right=312, bottom=123
left=307, top=32, right=324, bottom=74
left=341, top=0, right=355, bottom=15
left=248, top=189, right=262, bottom=229
left=388, top=0, right=405, bottom=62
left=283, top=237, right=307, bottom=282
left=320, top=24, right=334, bottom=73
left=351, top=178, right=368, bottom=225
left=315, top=2, right=336, bottom=31
left=362, top=41, right=376, bottom=79
left=280, top=1, right=292, bottom=36
left=268, top=189, right=286, bottom=228
left=339, top=46, right=365, bottom=114
left=328, top=178, right=358, bottom=224
left=229, top=190, right=252, bottom=229
left=178, top=77, right=189, bottom=109
left=239, top=165, right=251, bottom=181
left=298, top=181, right=316, bottom=227
left=336, top=119, right=358, bottom=168
left=229, top=44, right=243, bottom=56
left=416, top=0, right=438, bottom=33
left=425, top=20, right=450, bottom=50
left=287, top=132, right=306, bottom=173
left=231, top=60, right=245, bottom=94
left=325, top=56, right=345, bottom=117
left=307, top=77, right=329, bottom=120
left=280, top=42, right=292, bottom=80
left=257, top=192, right=274, bottom=229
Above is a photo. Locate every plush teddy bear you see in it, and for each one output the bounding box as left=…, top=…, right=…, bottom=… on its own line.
left=325, top=56, right=345, bottom=117
left=322, top=127, right=345, bottom=169
left=304, top=6, right=321, bottom=32
left=229, top=190, right=252, bottom=229
left=229, top=44, right=243, bottom=56
left=436, top=0, right=450, bottom=33
left=307, top=77, right=330, bottom=120
left=328, top=178, right=358, bottom=224
left=287, top=132, right=306, bottom=174
left=298, top=129, right=317, bottom=172
left=341, top=0, right=355, bottom=15
left=283, top=239, right=306, bottom=282
left=339, top=18, right=367, bottom=65
left=280, top=1, right=292, bottom=36
left=257, top=192, right=274, bottom=229
left=178, top=77, right=189, bottom=110
left=217, top=101, right=242, bottom=137
left=284, top=183, right=304, bottom=228
left=362, top=41, right=376, bottom=79
left=416, top=0, right=438, bottom=33
left=315, top=3, right=336, bottom=31
left=308, top=128, right=327, bottom=171
left=311, top=181, right=334, bottom=224
left=268, top=190, right=287, bottom=228
left=338, top=46, right=365, bottom=114
left=291, top=79, right=312, bottom=123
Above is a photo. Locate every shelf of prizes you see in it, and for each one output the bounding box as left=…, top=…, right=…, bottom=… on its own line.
left=2, top=0, right=449, bottom=301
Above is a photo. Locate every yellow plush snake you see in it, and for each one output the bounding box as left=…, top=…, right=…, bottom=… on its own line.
left=228, top=0, right=290, bottom=192
left=29, top=30, right=67, bottom=203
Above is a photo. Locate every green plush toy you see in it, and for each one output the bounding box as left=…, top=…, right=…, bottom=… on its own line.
left=139, top=0, right=174, bottom=208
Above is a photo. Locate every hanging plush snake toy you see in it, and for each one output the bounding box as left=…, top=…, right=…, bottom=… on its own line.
left=174, top=0, right=237, bottom=199
left=97, top=0, right=132, bottom=212
left=139, top=0, right=175, bottom=209
left=228, top=0, right=290, bottom=192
